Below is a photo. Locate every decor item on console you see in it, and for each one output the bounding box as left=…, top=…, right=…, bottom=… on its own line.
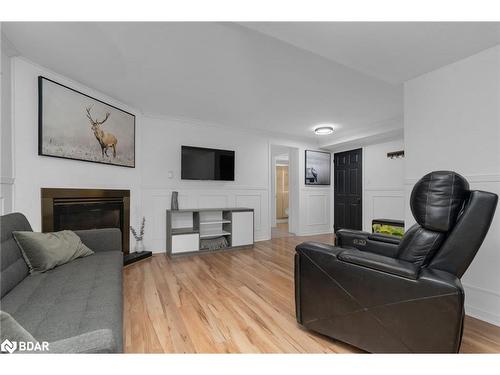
left=171, top=191, right=179, bottom=210
left=200, top=236, right=229, bottom=251
left=130, top=217, right=146, bottom=254
left=305, top=150, right=331, bottom=185
left=125, top=216, right=152, bottom=266
left=38, top=76, right=135, bottom=168
left=295, top=171, right=498, bottom=353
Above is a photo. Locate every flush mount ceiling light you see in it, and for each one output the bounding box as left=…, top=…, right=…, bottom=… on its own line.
left=314, top=125, right=334, bottom=135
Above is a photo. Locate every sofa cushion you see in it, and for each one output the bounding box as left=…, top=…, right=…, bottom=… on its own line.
left=0, top=311, right=38, bottom=350
left=0, top=251, right=123, bottom=350
left=48, top=329, right=116, bottom=353
left=0, top=213, right=32, bottom=298
left=12, top=230, right=94, bottom=273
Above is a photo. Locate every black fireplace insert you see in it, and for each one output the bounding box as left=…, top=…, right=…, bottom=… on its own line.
left=41, top=188, right=130, bottom=254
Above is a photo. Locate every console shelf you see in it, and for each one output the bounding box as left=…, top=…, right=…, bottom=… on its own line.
left=166, top=207, right=254, bottom=256
left=171, top=227, right=199, bottom=235
left=200, top=220, right=231, bottom=225
left=199, top=230, right=231, bottom=239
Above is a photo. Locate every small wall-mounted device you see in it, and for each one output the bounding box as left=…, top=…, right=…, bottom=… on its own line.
left=387, top=150, right=405, bottom=159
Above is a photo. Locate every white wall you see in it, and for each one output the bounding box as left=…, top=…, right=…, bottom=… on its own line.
left=362, top=139, right=405, bottom=232
left=141, top=116, right=332, bottom=251
left=404, top=45, right=500, bottom=325
left=11, top=57, right=143, bottom=250
left=141, top=115, right=271, bottom=250
left=8, top=56, right=333, bottom=253
left=1, top=32, right=15, bottom=214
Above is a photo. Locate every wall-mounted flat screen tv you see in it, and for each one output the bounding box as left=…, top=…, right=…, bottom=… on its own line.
left=181, top=146, right=235, bottom=181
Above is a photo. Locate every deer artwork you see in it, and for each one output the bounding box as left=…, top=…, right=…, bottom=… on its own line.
left=85, top=106, right=118, bottom=159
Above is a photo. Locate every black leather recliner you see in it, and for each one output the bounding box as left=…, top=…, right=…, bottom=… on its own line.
left=295, top=171, right=498, bottom=353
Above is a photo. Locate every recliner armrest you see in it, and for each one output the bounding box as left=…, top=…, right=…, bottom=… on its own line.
left=296, top=241, right=343, bottom=257
left=338, top=249, right=419, bottom=280
left=368, top=233, right=401, bottom=245
left=335, top=229, right=371, bottom=248
left=336, top=228, right=400, bottom=258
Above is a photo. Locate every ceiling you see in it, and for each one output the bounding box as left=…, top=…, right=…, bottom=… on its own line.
left=2, top=22, right=498, bottom=144
left=242, top=22, right=500, bottom=84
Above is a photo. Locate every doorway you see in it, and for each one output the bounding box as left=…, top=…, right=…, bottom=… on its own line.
left=270, top=145, right=298, bottom=238
left=333, top=148, right=362, bottom=232
left=274, top=161, right=290, bottom=238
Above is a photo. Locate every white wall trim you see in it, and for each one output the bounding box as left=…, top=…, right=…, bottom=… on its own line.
left=465, top=306, right=500, bottom=327
left=464, top=282, right=500, bottom=298
left=142, top=183, right=269, bottom=191
left=300, top=187, right=332, bottom=192
left=364, top=185, right=404, bottom=191
left=0, top=176, right=15, bottom=184
left=297, top=229, right=333, bottom=236
left=464, top=283, right=500, bottom=326
left=405, top=173, right=500, bottom=185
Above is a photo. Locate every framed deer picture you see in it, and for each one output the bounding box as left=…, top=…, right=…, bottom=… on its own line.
left=38, top=76, right=135, bottom=168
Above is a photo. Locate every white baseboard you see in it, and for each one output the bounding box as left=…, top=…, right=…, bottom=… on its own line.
left=296, top=230, right=333, bottom=237
left=0, top=176, right=15, bottom=184
left=465, top=305, right=500, bottom=327
left=463, top=283, right=500, bottom=327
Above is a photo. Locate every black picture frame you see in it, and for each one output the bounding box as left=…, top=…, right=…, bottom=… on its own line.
left=305, top=149, right=331, bottom=186
left=38, top=76, right=136, bottom=168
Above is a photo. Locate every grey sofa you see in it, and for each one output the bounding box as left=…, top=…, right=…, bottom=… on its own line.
left=0, top=212, right=123, bottom=353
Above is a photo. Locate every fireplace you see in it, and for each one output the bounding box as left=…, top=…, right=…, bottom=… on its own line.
left=41, top=188, right=130, bottom=254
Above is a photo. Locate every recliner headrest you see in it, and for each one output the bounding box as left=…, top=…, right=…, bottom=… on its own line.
left=410, top=171, right=469, bottom=232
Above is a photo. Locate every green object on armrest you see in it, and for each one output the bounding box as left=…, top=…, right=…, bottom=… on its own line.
left=372, top=223, right=404, bottom=237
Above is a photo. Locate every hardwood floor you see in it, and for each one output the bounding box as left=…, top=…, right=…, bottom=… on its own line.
left=124, top=233, right=500, bottom=353
left=271, top=222, right=293, bottom=239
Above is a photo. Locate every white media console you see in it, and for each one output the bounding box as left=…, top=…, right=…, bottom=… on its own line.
left=166, top=208, right=254, bottom=256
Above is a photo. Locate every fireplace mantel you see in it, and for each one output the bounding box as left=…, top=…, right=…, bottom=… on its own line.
left=41, top=188, right=130, bottom=254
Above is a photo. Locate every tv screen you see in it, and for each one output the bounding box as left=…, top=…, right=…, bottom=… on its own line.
left=181, top=146, right=235, bottom=181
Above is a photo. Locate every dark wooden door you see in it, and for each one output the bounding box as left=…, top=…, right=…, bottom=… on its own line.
left=334, top=148, right=362, bottom=232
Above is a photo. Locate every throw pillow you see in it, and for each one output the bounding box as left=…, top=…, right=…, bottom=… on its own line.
left=12, top=230, right=94, bottom=273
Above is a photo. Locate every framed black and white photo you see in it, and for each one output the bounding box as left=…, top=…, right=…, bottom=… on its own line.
left=38, top=76, right=135, bottom=168
left=305, top=150, right=331, bottom=185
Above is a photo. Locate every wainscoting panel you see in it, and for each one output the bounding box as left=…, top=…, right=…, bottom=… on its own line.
left=151, top=194, right=171, bottom=241
left=235, top=194, right=262, bottom=231
left=307, top=194, right=328, bottom=226
left=300, top=187, right=332, bottom=235
left=142, top=187, right=270, bottom=252
left=198, top=194, right=229, bottom=209
left=0, top=177, right=14, bottom=215
left=363, top=187, right=405, bottom=232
